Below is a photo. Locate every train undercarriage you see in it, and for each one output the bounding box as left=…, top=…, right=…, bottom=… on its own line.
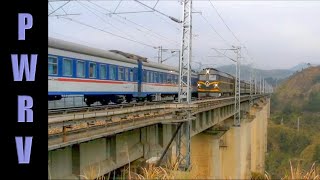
left=49, top=92, right=198, bottom=107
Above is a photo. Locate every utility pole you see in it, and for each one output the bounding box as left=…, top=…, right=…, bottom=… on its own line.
left=264, top=79, right=266, bottom=93
left=234, top=46, right=241, bottom=126
left=255, top=76, right=257, bottom=95
left=249, top=65, right=253, bottom=106
left=260, top=76, right=262, bottom=94
left=177, top=0, right=192, bottom=171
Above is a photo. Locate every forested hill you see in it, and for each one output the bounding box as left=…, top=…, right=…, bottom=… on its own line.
left=266, top=66, right=320, bottom=179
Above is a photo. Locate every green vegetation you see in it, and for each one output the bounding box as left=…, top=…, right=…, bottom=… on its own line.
left=266, top=66, right=320, bottom=179
left=304, top=92, right=320, bottom=112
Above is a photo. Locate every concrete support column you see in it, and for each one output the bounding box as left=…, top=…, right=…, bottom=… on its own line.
left=212, top=137, right=221, bottom=179
left=208, top=110, right=212, bottom=125
left=202, top=112, right=206, bottom=128
left=72, top=144, right=80, bottom=176
left=234, top=127, right=241, bottom=179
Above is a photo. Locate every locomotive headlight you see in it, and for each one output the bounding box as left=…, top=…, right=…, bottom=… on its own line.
left=197, top=83, right=200, bottom=87
left=214, top=84, right=219, bottom=88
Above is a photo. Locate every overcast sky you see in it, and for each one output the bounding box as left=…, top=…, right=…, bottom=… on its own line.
left=48, top=0, right=320, bottom=70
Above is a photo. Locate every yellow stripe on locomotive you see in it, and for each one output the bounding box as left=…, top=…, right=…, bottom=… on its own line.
left=197, top=80, right=220, bottom=92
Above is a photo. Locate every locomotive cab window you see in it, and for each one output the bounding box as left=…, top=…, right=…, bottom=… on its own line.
left=63, top=58, right=73, bottom=76
left=89, top=63, right=97, bottom=78
left=100, top=64, right=107, bottom=79
left=77, top=61, right=85, bottom=78
left=48, top=56, right=58, bottom=75
left=199, top=75, right=206, bottom=81
left=209, top=75, right=217, bottom=80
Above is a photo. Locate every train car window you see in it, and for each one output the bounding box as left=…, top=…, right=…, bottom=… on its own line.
left=124, top=68, right=129, bottom=81
left=199, top=75, right=206, bottom=81
left=130, top=69, right=133, bottom=81
left=118, top=67, right=124, bottom=80
left=168, top=74, right=173, bottom=84
left=154, top=72, right=158, bottom=83
left=159, top=73, right=163, bottom=83
left=109, top=65, right=116, bottom=80
left=89, top=63, right=97, bottom=78
left=143, top=70, right=147, bottom=82
left=48, top=56, right=58, bottom=75
left=146, top=71, right=150, bottom=82
left=175, top=75, right=178, bottom=84
left=150, top=72, right=154, bottom=83
left=162, top=74, right=166, bottom=84
left=63, top=58, right=73, bottom=76
left=76, top=61, right=85, bottom=78
left=100, top=65, right=107, bottom=79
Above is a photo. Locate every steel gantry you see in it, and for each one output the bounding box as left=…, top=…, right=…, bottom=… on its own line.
left=176, top=0, right=193, bottom=171
left=249, top=65, right=254, bottom=107
left=234, top=47, right=241, bottom=127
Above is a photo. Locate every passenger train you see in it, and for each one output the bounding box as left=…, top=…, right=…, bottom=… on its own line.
left=48, top=38, right=198, bottom=106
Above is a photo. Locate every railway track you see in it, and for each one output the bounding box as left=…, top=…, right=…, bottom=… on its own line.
left=48, top=95, right=264, bottom=115
left=48, top=99, right=180, bottom=115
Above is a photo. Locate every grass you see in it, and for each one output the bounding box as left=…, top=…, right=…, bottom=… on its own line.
left=80, top=163, right=107, bottom=180
left=281, top=161, right=319, bottom=180
left=75, top=160, right=320, bottom=180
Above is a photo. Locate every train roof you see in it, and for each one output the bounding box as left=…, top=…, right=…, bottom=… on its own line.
left=199, top=67, right=235, bottom=79
left=48, top=37, right=196, bottom=75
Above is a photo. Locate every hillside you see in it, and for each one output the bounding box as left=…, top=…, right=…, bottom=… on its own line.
left=272, top=66, right=320, bottom=112
left=266, top=65, right=320, bottom=179
left=216, top=64, right=294, bottom=80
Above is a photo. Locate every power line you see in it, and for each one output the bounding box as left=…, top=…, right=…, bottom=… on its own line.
left=49, top=1, right=71, bottom=16
left=133, top=0, right=181, bottom=31
left=208, top=0, right=241, bottom=44
left=194, top=8, right=231, bottom=47
left=208, top=1, right=256, bottom=68
left=113, top=0, right=122, bottom=13
left=60, top=16, right=157, bottom=49
left=88, top=1, right=179, bottom=45
left=134, top=0, right=180, bottom=23
left=77, top=1, right=136, bottom=40
left=212, top=48, right=237, bottom=62
left=153, top=0, right=160, bottom=9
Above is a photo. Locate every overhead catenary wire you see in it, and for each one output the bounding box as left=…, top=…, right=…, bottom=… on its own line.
left=77, top=1, right=137, bottom=40
left=88, top=1, right=180, bottom=45
left=113, top=0, right=122, bottom=13
left=60, top=16, right=157, bottom=49
left=194, top=7, right=232, bottom=47
left=134, top=0, right=180, bottom=23
left=49, top=1, right=71, bottom=16
left=208, top=0, right=256, bottom=67
left=208, top=0, right=242, bottom=44
left=133, top=0, right=181, bottom=31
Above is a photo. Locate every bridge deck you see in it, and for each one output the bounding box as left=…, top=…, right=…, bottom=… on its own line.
left=48, top=95, right=267, bottom=150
